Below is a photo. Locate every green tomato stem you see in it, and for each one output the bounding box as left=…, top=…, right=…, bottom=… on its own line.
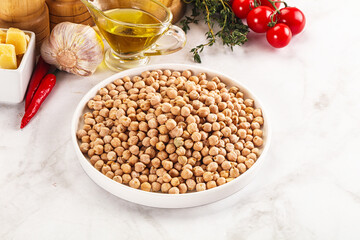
left=266, top=0, right=288, bottom=28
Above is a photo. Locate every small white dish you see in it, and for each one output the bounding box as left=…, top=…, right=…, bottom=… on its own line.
left=0, top=28, right=36, bottom=104
left=71, top=64, right=271, bottom=208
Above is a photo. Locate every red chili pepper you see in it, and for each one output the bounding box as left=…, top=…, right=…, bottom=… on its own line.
left=20, top=71, right=57, bottom=129
left=25, top=57, right=51, bottom=111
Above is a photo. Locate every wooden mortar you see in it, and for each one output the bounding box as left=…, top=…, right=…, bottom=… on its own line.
left=46, top=0, right=94, bottom=30
left=160, top=0, right=186, bottom=23
left=46, top=0, right=185, bottom=30
left=0, top=0, right=50, bottom=52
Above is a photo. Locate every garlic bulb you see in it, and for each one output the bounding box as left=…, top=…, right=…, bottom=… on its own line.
left=41, top=22, right=104, bottom=76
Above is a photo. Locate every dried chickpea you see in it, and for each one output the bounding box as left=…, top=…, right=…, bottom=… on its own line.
left=121, top=163, right=132, bottom=174
left=197, top=107, right=210, bottom=118
left=181, top=169, right=193, bottom=179
left=162, top=160, right=173, bottom=171
left=105, top=171, right=115, bottom=179
left=134, top=162, right=146, bottom=172
left=214, top=155, right=225, bottom=165
left=253, top=136, right=264, bottom=147
left=253, top=129, right=263, bottom=137
left=80, top=143, right=90, bottom=153
left=207, top=162, right=218, bottom=172
left=254, top=116, right=264, bottom=125
left=237, top=163, right=247, bottom=173
left=167, top=89, right=177, bottom=99
left=242, top=148, right=251, bottom=156
left=94, top=160, right=104, bottom=171
left=220, top=170, right=229, bottom=178
left=165, top=119, right=177, bottom=130
left=184, top=139, right=194, bottom=149
left=178, top=156, right=188, bottom=165
left=181, top=106, right=191, bottom=117
left=186, top=179, right=196, bottom=191
left=170, top=177, right=180, bottom=187
left=149, top=174, right=158, bottom=183
left=169, top=169, right=179, bottom=178
left=157, top=114, right=167, bottom=125
left=178, top=183, right=187, bottom=193
left=230, top=168, right=240, bottom=178
left=209, top=147, right=219, bottom=156
left=101, top=165, right=111, bottom=175
left=168, top=187, right=180, bottom=194
left=227, top=151, right=237, bottom=162
left=122, top=174, right=131, bottom=184
left=196, top=183, right=206, bottom=192
left=201, top=146, right=209, bottom=156
left=165, top=143, right=176, bottom=154
left=216, top=177, right=226, bottom=186
left=206, top=181, right=217, bottom=189
left=129, top=178, right=141, bottom=189
left=245, top=135, right=253, bottom=142
left=93, top=144, right=103, bottom=155
left=252, top=148, right=260, bottom=156
left=141, top=182, right=151, bottom=191
left=245, top=159, right=255, bottom=168
left=207, top=135, right=218, bottom=146
left=221, top=161, right=231, bottom=170
left=148, top=163, right=159, bottom=176
left=79, top=69, right=265, bottom=193
left=113, top=175, right=123, bottom=183
left=131, top=172, right=140, bottom=180
left=161, top=183, right=171, bottom=193
left=187, top=123, right=198, bottom=134
left=203, top=172, right=213, bottom=182
left=156, top=141, right=165, bottom=151
left=193, top=142, right=203, bottom=151
left=89, top=155, right=100, bottom=165
left=191, top=132, right=202, bottom=142
left=202, top=123, right=212, bottom=132
left=77, top=129, right=87, bottom=139
left=107, top=151, right=116, bottom=161
left=245, top=141, right=254, bottom=150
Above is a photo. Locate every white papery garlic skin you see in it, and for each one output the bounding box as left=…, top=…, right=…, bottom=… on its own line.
left=41, top=22, right=104, bottom=76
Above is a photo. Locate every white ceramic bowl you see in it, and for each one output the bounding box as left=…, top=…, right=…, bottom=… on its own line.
left=0, top=28, right=36, bottom=104
left=71, top=64, right=271, bottom=208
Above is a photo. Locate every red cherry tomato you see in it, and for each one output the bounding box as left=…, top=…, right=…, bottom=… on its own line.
left=279, top=7, right=306, bottom=35
left=266, top=23, right=292, bottom=48
left=246, top=6, right=273, bottom=33
left=232, top=0, right=255, bottom=19
left=261, top=0, right=281, bottom=10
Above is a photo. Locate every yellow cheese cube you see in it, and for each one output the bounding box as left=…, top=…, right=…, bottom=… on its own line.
left=6, top=28, right=27, bottom=55
left=0, top=30, right=6, bottom=43
left=0, top=43, right=17, bottom=69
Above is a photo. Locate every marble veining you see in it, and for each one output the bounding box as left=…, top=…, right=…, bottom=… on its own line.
left=1, top=0, right=360, bottom=239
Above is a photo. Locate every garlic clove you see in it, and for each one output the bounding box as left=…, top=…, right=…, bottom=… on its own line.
left=41, top=22, right=104, bottom=76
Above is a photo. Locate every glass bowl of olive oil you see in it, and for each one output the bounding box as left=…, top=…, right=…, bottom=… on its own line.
left=81, top=0, right=186, bottom=71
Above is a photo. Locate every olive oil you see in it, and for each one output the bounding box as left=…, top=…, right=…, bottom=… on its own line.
left=98, top=8, right=163, bottom=55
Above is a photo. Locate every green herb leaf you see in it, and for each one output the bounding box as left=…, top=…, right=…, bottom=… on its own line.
left=181, top=0, right=249, bottom=62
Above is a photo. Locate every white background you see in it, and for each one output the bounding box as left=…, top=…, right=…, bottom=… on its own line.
left=1, top=0, right=360, bottom=239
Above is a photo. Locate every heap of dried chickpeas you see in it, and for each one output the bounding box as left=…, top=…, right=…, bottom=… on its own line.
left=76, top=69, right=264, bottom=194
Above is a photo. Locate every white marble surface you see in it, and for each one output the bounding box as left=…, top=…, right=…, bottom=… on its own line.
left=1, top=0, right=360, bottom=239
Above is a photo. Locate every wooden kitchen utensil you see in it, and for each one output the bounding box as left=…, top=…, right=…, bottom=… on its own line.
left=46, top=0, right=94, bottom=30
left=45, top=0, right=184, bottom=30
left=159, top=0, right=186, bottom=23
left=0, top=0, right=50, bottom=52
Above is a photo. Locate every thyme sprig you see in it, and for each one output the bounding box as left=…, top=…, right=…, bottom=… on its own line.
left=181, top=0, right=249, bottom=63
